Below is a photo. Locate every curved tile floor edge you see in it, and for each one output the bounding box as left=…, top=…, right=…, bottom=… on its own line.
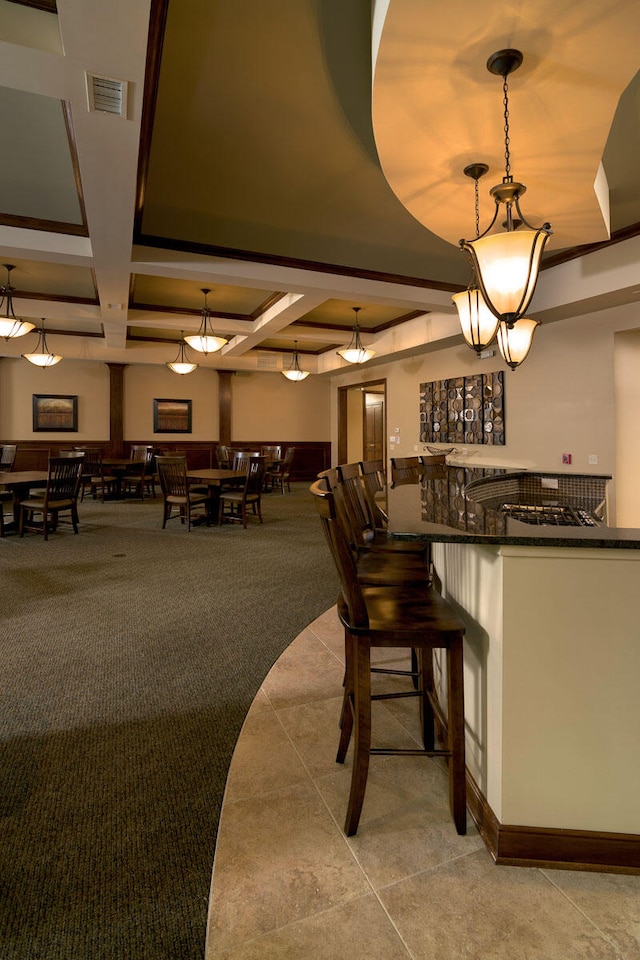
left=205, top=607, right=640, bottom=960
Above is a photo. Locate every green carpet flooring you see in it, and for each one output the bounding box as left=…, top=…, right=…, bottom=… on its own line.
left=0, top=484, right=338, bottom=959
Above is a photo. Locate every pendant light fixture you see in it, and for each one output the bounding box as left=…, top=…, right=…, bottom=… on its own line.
left=0, top=264, right=35, bottom=338
left=453, top=163, right=500, bottom=353
left=337, top=307, right=375, bottom=364
left=497, top=317, right=540, bottom=370
left=167, top=330, right=198, bottom=375
left=22, top=321, right=62, bottom=367
left=184, top=288, right=228, bottom=355
left=459, top=50, right=552, bottom=328
left=282, top=341, right=310, bottom=381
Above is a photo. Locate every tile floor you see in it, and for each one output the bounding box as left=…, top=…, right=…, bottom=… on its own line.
left=205, top=607, right=640, bottom=959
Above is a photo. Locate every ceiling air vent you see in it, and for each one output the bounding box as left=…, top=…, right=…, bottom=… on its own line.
left=257, top=352, right=279, bottom=371
left=86, top=73, right=128, bottom=118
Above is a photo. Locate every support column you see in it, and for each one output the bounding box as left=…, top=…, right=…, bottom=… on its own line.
left=107, top=363, right=126, bottom=457
left=219, top=370, right=232, bottom=446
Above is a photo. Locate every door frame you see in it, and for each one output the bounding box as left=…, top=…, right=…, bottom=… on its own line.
left=337, top=378, right=387, bottom=466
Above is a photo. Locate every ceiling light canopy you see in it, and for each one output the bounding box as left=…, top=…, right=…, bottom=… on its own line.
left=184, top=288, right=228, bottom=355
left=0, top=264, right=35, bottom=339
left=282, top=341, right=310, bottom=381
left=459, top=50, right=552, bottom=329
left=22, top=321, right=62, bottom=367
left=337, top=307, right=375, bottom=364
left=167, top=331, right=198, bottom=375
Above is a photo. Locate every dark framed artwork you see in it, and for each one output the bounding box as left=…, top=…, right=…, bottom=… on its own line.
left=33, top=394, right=78, bottom=432
left=419, top=371, right=505, bottom=445
left=153, top=398, right=192, bottom=433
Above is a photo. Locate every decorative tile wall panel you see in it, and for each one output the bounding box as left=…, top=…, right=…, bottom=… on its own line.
left=419, top=371, right=504, bottom=445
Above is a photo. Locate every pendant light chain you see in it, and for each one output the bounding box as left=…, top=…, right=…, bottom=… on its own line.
left=474, top=175, right=481, bottom=238
left=502, top=71, right=512, bottom=182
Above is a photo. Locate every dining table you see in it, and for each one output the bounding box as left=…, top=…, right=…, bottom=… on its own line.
left=102, top=458, right=145, bottom=499
left=0, top=470, right=48, bottom=533
left=185, top=468, right=245, bottom=523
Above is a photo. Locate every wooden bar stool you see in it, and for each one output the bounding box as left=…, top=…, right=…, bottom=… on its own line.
left=311, top=477, right=467, bottom=837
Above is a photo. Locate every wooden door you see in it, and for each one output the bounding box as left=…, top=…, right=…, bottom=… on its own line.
left=363, top=393, right=384, bottom=461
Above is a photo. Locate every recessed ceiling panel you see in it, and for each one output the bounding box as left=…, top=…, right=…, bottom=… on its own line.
left=255, top=337, right=330, bottom=354
left=1, top=258, right=96, bottom=299
left=0, top=87, right=82, bottom=223
left=294, top=298, right=411, bottom=331
left=131, top=274, right=275, bottom=316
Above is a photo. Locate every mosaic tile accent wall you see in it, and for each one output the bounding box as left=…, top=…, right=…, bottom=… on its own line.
left=419, top=371, right=504, bottom=445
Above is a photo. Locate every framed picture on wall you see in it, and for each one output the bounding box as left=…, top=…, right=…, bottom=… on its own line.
left=153, top=398, right=192, bottom=433
left=33, top=394, right=78, bottom=432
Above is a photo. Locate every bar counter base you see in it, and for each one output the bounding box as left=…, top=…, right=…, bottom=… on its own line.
left=467, top=773, right=640, bottom=874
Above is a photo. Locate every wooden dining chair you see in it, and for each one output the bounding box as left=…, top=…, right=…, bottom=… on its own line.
left=0, top=444, right=17, bottom=471
left=310, top=476, right=467, bottom=837
left=124, top=445, right=156, bottom=499
left=216, top=444, right=232, bottom=469
left=156, top=456, right=212, bottom=531
left=19, top=455, right=84, bottom=540
left=267, top=445, right=294, bottom=493
left=79, top=448, right=116, bottom=502
left=219, top=456, right=266, bottom=527
left=0, top=444, right=17, bottom=537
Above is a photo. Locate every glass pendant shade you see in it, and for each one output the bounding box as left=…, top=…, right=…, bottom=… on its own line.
left=459, top=51, right=552, bottom=331
left=22, top=324, right=62, bottom=367
left=497, top=317, right=539, bottom=370
left=452, top=286, right=500, bottom=353
left=463, top=227, right=550, bottom=326
left=184, top=288, right=228, bottom=355
left=0, top=264, right=35, bottom=338
left=337, top=307, right=375, bottom=364
left=282, top=342, right=310, bottom=381
left=167, top=334, right=198, bottom=374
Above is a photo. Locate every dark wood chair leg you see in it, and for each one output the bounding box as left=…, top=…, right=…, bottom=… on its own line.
left=447, top=640, right=467, bottom=835
left=337, top=630, right=355, bottom=755
left=344, top=636, right=373, bottom=837
left=419, top=648, right=436, bottom=751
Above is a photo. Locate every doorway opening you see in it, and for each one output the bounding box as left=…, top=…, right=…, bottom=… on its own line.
left=337, top=378, right=387, bottom=503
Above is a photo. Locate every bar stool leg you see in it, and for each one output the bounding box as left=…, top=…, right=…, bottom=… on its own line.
left=418, top=647, right=436, bottom=751
left=343, top=636, right=372, bottom=837
left=447, top=639, right=467, bottom=835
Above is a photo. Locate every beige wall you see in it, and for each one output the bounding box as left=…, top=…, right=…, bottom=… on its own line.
left=614, top=329, right=640, bottom=527
left=124, top=364, right=219, bottom=441
left=0, top=358, right=333, bottom=446
left=0, top=357, right=110, bottom=440
left=231, top=372, right=330, bottom=441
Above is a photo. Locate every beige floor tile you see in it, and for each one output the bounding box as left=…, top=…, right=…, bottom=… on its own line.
left=306, top=606, right=344, bottom=654
left=209, top=894, right=412, bottom=959
left=379, top=847, right=623, bottom=960
left=223, top=706, right=310, bottom=803
left=543, top=869, right=640, bottom=957
left=207, top=780, right=371, bottom=953
left=262, top=629, right=345, bottom=709
left=317, top=754, right=483, bottom=887
left=245, top=687, right=271, bottom=715
left=275, top=695, right=346, bottom=778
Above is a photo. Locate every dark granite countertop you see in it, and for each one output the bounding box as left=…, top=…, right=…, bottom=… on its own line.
left=386, top=466, right=640, bottom=550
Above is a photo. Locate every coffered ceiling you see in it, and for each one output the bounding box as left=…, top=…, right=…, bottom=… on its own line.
left=0, top=0, right=638, bottom=376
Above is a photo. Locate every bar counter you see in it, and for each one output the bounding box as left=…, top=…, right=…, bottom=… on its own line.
left=387, top=466, right=640, bottom=548
left=386, top=465, right=640, bottom=871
